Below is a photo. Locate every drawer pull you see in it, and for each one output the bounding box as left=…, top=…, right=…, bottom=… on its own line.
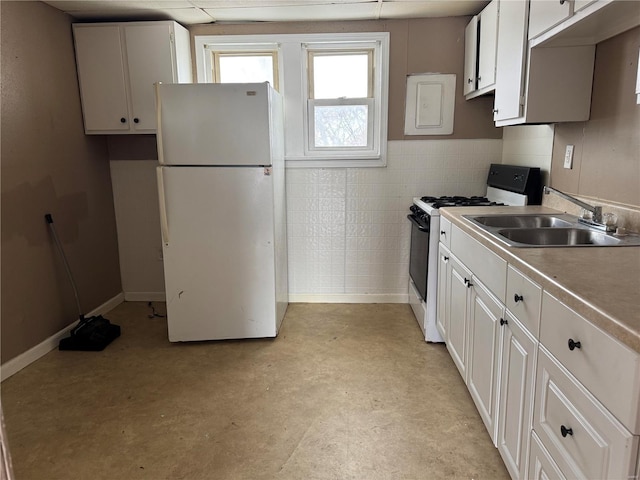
left=514, top=294, right=524, bottom=303
left=568, top=338, right=582, bottom=351
left=560, top=425, right=573, bottom=437
left=499, top=318, right=508, bottom=326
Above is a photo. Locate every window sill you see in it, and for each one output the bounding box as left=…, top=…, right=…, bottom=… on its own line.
left=284, top=155, right=386, bottom=168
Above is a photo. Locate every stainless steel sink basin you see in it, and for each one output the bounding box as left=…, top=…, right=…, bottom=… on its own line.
left=496, top=228, right=622, bottom=247
left=462, top=213, right=640, bottom=247
left=470, top=214, right=574, bottom=229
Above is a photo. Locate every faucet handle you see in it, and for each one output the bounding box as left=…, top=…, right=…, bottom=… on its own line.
left=593, top=206, right=603, bottom=223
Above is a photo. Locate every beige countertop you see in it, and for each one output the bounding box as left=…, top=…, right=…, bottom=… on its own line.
left=440, top=205, right=640, bottom=354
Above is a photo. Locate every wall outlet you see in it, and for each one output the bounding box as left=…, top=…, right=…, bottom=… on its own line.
left=563, top=145, right=574, bottom=169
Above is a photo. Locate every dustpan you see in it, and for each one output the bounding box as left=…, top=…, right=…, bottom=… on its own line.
left=45, top=214, right=121, bottom=351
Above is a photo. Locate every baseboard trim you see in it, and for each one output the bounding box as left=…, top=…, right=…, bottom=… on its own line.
left=288, top=293, right=409, bottom=304
left=124, top=292, right=166, bottom=302
left=1, top=292, right=125, bottom=382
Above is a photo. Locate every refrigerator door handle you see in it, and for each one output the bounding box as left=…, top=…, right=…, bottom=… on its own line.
left=157, top=167, right=169, bottom=245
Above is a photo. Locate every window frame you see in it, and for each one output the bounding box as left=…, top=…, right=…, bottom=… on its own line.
left=212, top=50, right=280, bottom=89
left=195, top=32, right=389, bottom=168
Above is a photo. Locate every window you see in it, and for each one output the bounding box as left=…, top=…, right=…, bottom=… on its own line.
left=195, top=33, right=389, bottom=167
left=210, top=50, right=279, bottom=89
left=306, top=48, right=373, bottom=151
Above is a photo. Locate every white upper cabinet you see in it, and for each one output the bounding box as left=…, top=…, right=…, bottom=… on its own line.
left=73, top=21, right=192, bottom=134
left=463, top=16, right=479, bottom=96
left=464, top=0, right=499, bottom=99
left=528, top=0, right=573, bottom=39
left=493, top=0, right=596, bottom=126
left=493, top=0, right=529, bottom=122
left=477, top=0, right=499, bottom=90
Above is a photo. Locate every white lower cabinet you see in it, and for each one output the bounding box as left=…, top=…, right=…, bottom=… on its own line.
left=438, top=216, right=640, bottom=480
left=436, top=244, right=451, bottom=339
left=497, top=311, right=538, bottom=479
left=446, top=254, right=472, bottom=380
left=467, top=277, right=504, bottom=445
left=533, top=347, right=638, bottom=479
left=528, top=431, right=566, bottom=480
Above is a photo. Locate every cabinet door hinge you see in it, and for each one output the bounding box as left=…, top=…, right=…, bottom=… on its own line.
left=519, top=95, right=525, bottom=106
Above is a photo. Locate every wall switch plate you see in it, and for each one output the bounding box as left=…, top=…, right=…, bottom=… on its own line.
left=564, top=144, right=574, bottom=169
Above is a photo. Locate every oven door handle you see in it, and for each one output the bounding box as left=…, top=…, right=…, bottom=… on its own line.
left=407, top=214, right=430, bottom=232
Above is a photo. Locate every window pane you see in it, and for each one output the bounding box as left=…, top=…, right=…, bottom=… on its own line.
left=314, top=105, right=368, bottom=147
left=313, top=53, right=369, bottom=99
left=218, top=55, right=275, bottom=85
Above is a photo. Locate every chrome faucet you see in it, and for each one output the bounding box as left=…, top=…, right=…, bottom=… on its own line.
left=543, top=186, right=602, bottom=222
left=543, top=186, right=616, bottom=231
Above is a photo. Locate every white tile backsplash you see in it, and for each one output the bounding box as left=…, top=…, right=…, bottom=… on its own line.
left=286, top=138, right=503, bottom=299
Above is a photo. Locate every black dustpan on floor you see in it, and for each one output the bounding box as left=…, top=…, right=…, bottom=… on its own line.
left=45, top=214, right=121, bottom=351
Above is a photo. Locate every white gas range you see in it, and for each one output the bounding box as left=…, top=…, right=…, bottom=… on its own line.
left=407, top=164, right=542, bottom=342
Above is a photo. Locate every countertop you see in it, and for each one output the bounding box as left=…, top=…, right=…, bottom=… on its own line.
left=439, top=205, right=640, bottom=355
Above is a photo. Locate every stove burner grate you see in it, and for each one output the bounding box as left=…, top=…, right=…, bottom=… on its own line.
left=420, top=195, right=505, bottom=209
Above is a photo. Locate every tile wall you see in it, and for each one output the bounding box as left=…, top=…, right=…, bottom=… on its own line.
left=287, top=139, right=503, bottom=302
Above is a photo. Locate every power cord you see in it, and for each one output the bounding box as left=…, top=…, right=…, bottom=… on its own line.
left=147, top=302, right=166, bottom=318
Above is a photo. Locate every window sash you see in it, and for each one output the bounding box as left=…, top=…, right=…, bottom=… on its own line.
left=210, top=50, right=280, bottom=90
left=307, top=98, right=375, bottom=153
left=307, top=49, right=374, bottom=100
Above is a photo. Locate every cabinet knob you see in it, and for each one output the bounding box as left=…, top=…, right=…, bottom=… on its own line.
left=133, top=117, right=139, bottom=124
left=560, top=425, right=573, bottom=437
left=120, top=117, right=127, bottom=123
left=559, top=0, right=566, bottom=4
left=477, top=76, right=482, bottom=82
left=440, top=230, right=446, bottom=235
left=568, top=338, right=582, bottom=351
left=464, top=278, right=473, bottom=288
left=443, top=256, right=449, bottom=261
left=500, top=318, right=508, bottom=326
left=514, top=294, right=524, bottom=303
left=467, top=78, right=473, bottom=84
left=492, top=109, right=499, bottom=114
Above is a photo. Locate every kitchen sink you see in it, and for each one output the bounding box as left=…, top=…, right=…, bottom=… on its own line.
left=495, top=228, right=622, bottom=247
left=462, top=213, right=640, bottom=247
left=469, top=214, right=574, bottom=229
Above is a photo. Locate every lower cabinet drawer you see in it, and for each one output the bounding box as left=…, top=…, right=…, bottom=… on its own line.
left=533, top=347, right=638, bottom=479
left=540, top=291, right=640, bottom=434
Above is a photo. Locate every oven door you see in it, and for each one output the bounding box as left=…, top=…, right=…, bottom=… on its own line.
left=408, top=213, right=430, bottom=301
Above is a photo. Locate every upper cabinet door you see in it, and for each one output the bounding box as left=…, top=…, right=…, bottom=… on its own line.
left=493, top=0, right=528, bottom=122
left=477, top=0, right=499, bottom=90
left=125, top=24, right=176, bottom=133
left=528, top=0, right=573, bottom=39
left=73, top=25, right=129, bottom=132
left=464, top=16, right=479, bottom=95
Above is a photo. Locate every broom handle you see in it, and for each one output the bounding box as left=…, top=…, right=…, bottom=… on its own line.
left=45, top=214, right=84, bottom=321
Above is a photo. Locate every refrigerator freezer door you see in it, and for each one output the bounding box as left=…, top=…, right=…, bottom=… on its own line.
left=156, top=83, right=274, bottom=166
left=159, top=166, right=278, bottom=341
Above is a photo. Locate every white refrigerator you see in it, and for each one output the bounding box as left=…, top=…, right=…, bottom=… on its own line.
left=155, top=83, right=288, bottom=342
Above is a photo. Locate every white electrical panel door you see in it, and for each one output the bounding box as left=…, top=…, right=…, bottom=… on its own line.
left=404, top=74, right=455, bottom=135
left=158, top=166, right=278, bottom=341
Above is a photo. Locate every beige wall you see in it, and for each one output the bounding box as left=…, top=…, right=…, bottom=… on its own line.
left=550, top=26, right=640, bottom=207
left=190, top=17, right=501, bottom=141
left=1, top=1, right=122, bottom=363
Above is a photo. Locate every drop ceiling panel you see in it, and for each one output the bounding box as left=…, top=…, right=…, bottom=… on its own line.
left=380, top=1, right=487, bottom=19
left=203, top=3, right=381, bottom=22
